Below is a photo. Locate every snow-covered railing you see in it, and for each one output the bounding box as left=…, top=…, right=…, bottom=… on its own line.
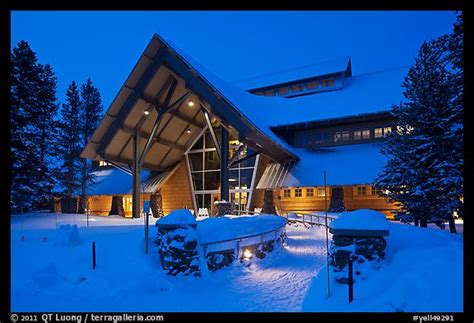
left=200, top=221, right=287, bottom=258
left=282, top=211, right=337, bottom=227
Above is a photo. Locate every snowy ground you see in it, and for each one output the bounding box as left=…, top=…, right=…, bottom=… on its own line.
left=11, top=213, right=327, bottom=312
left=11, top=213, right=463, bottom=312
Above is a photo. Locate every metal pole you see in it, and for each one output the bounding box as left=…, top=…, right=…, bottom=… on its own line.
left=324, top=170, right=331, bottom=298
left=92, top=241, right=96, bottom=269
left=144, top=185, right=149, bottom=254
left=348, top=259, right=354, bottom=303
left=132, top=128, right=141, bottom=219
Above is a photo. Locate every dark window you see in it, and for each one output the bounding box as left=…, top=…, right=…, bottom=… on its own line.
left=306, top=188, right=314, bottom=197
left=295, top=188, right=302, bottom=197
left=334, top=131, right=349, bottom=143
left=372, top=186, right=382, bottom=196
left=354, top=130, right=361, bottom=140
left=357, top=186, right=367, bottom=196
left=283, top=189, right=291, bottom=198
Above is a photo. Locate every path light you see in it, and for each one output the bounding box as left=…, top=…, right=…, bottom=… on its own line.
left=187, top=100, right=195, bottom=107
left=144, top=110, right=150, bottom=115
left=243, top=249, right=252, bottom=259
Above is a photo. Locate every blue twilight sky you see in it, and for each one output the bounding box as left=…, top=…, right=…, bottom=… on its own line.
left=11, top=11, right=457, bottom=109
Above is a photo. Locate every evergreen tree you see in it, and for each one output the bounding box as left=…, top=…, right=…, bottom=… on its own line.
left=57, top=81, right=82, bottom=198
left=79, top=78, right=103, bottom=212
left=376, top=14, right=463, bottom=232
left=10, top=41, right=58, bottom=212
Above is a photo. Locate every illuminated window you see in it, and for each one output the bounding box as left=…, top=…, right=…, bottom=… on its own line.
left=264, top=89, right=275, bottom=96
left=317, top=188, right=326, bottom=197
left=278, top=87, right=289, bottom=95
left=383, top=127, right=392, bottom=136
left=362, top=129, right=370, bottom=139
left=295, top=188, right=302, bottom=197
left=306, top=81, right=319, bottom=90
left=357, top=186, right=367, bottom=196
left=291, top=84, right=305, bottom=93
left=334, top=131, right=350, bottom=143
left=306, top=188, right=314, bottom=197
left=375, top=128, right=383, bottom=138
left=354, top=130, right=361, bottom=140
left=284, top=189, right=291, bottom=198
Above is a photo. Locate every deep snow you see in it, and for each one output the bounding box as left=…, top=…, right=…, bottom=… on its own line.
left=11, top=213, right=463, bottom=312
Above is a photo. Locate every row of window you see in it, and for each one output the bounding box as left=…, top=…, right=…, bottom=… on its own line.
left=255, top=78, right=336, bottom=97
left=281, top=186, right=385, bottom=198
left=283, top=187, right=327, bottom=198
left=305, top=126, right=392, bottom=146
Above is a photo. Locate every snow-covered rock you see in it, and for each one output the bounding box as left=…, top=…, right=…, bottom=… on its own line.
left=155, top=209, right=196, bottom=226
left=329, top=209, right=390, bottom=232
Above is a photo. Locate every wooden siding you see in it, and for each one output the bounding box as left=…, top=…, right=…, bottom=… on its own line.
left=88, top=195, right=113, bottom=216
left=160, top=159, right=194, bottom=214
left=254, top=185, right=400, bottom=219
left=249, top=154, right=271, bottom=211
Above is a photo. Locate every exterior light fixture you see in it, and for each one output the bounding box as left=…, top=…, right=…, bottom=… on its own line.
left=228, top=178, right=237, bottom=182
left=186, top=128, right=191, bottom=134
left=243, top=249, right=252, bottom=259
left=187, top=100, right=195, bottom=107
left=144, top=110, right=150, bottom=115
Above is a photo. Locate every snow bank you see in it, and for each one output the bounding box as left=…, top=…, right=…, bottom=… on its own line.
left=302, top=222, right=463, bottom=312
left=329, top=209, right=390, bottom=231
left=197, top=214, right=286, bottom=244
left=156, top=209, right=196, bottom=226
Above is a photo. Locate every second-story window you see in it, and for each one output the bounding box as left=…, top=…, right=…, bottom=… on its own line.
left=334, top=131, right=350, bottom=143
left=383, top=126, right=392, bottom=136
left=283, top=189, right=291, bottom=198
left=357, top=186, right=367, bottom=196
left=375, top=128, right=383, bottom=138
left=306, top=188, right=314, bottom=197
left=317, top=187, right=326, bottom=197
left=362, top=129, right=371, bottom=139
left=354, top=130, right=361, bottom=140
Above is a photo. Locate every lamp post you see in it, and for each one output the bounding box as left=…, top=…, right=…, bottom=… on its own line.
left=324, top=170, right=331, bottom=298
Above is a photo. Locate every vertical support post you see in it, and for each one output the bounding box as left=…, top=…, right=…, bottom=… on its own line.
left=348, top=259, right=354, bottom=303
left=132, top=128, right=141, bottom=219
left=324, top=170, right=331, bottom=298
left=92, top=241, right=96, bottom=269
left=220, top=125, right=229, bottom=203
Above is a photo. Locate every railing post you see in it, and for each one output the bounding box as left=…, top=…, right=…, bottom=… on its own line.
left=203, top=245, right=207, bottom=258
left=235, top=240, right=240, bottom=260
left=348, top=259, right=354, bottom=303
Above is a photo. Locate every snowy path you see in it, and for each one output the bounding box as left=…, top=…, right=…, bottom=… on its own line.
left=11, top=214, right=329, bottom=312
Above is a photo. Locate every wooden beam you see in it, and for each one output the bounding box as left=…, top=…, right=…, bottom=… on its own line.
left=167, top=109, right=205, bottom=128
left=201, top=104, right=221, bottom=159
left=121, top=125, right=186, bottom=151
left=97, top=49, right=166, bottom=157
left=139, top=78, right=178, bottom=167
left=103, top=153, right=166, bottom=172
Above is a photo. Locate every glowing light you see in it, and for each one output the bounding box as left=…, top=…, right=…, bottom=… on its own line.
left=186, top=128, right=192, bottom=134
left=243, top=249, right=252, bottom=259
left=187, top=100, right=195, bottom=107
left=144, top=110, right=150, bottom=115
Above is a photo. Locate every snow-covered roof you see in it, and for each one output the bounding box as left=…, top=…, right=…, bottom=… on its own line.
left=257, top=142, right=388, bottom=187
left=86, top=165, right=177, bottom=196
left=231, top=56, right=352, bottom=90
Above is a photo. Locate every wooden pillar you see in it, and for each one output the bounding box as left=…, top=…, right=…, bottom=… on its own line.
left=220, top=125, right=229, bottom=202
left=132, top=128, right=141, bottom=218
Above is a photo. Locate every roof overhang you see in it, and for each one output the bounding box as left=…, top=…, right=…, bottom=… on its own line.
left=81, top=34, right=298, bottom=170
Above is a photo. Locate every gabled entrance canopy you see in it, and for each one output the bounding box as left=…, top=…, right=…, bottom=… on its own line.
left=81, top=34, right=298, bottom=172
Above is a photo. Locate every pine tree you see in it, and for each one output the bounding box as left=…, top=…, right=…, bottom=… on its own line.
left=11, top=41, right=58, bottom=213
left=376, top=14, right=463, bottom=231
left=57, top=81, right=82, bottom=198
left=79, top=78, right=103, bottom=212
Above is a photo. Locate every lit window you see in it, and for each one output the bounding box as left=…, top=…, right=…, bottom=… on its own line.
left=374, top=128, right=383, bottom=138
left=295, top=188, right=302, bottom=197
left=278, top=87, right=289, bottom=95
left=306, top=81, right=319, bottom=90
left=317, top=188, right=326, bottom=197
left=99, top=160, right=109, bottom=167
left=283, top=189, right=291, bottom=198
left=383, top=127, right=392, bottom=136
left=306, top=188, right=314, bottom=197
left=362, top=129, right=370, bottom=139
left=354, top=130, right=361, bottom=140
left=334, top=131, right=350, bottom=142
left=264, top=89, right=275, bottom=96
left=357, top=186, right=367, bottom=196
left=291, top=84, right=304, bottom=93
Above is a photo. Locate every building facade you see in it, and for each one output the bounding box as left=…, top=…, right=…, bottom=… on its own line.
left=80, top=34, right=407, bottom=219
